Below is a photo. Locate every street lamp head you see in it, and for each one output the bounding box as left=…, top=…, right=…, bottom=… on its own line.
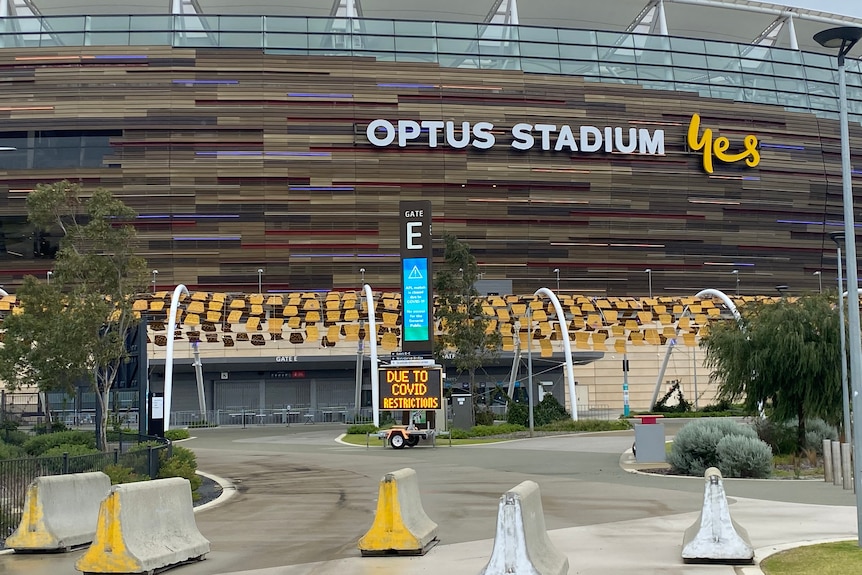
left=257, top=268, right=263, bottom=274
left=732, top=269, right=738, bottom=275
left=830, top=231, right=846, bottom=246
left=814, top=26, right=862, bottom=52
left=360, top=268, right=365, bottom=273
left=814, top=271, right=821, bottom=276
left=152, top=269, right=158, bottom=275
left=553, top=268, right=559, bottom=274
left=644, top=268, right=651, bottom=273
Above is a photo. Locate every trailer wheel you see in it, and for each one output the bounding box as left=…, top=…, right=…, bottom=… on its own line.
left=406, top=436, right=420, bottom=447
left=389, top=433, right=406, bottom=449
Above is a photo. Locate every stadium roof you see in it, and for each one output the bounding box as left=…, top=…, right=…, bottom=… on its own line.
left=3, top=0, right=862, bottom=57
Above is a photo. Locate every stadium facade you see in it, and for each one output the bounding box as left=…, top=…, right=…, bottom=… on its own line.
left=0, top=1, right=861, bottom=418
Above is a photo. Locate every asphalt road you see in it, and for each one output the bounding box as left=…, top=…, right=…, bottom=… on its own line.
left=1, top=422, right=857, bottom=575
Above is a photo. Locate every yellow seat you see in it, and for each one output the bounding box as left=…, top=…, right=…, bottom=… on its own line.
left=326, top=310, right=341, bottom=322
left=381, top=332, right=398, bottom=351
left=344, top=309, right=360, bottom=322
left=575, top=332, right=590, bottom=350
left=591, top=332, right=607, bottom=351
left=306, top=310, right=321, bottom=323
left=266, top=295, right=283, bottom=306
left=229, top=298, right=245, bottom=309
left=630, top=331, right=645, bottom=345
left=502, top=336, right=515, bottom=352
left=250, top=304, right=264, bottom=316
left=637, top=311, right=653, bottom=323
left=303, top=298, right=320, bottom=311
left=283, top=305, right=298, bottom=317
left=227, top=310, right=243, bottom=323
left=287, top=316, right=301, bottom=329
left=187, top=301, right=205, bottom=314
left=185, top=313, right=200, bottom=326
left=133, top=299, right=148, bottom=311
left=268, top=318, right=284, bottom=334
left=306, top=324, right=319, bottom=341
left=208, top=300, right=223, bottom=312
left=150, top=300, right=165, bottom=312
left=382, top=312, right=399, bottom=327
left=683, top=333, right=697, bottom=346
left=602, top=309, right=618, bottom=324
left=326, top=325, right=340, bottom=343
left=249, top=294, right=264, bottom=305
left=540, top=339, right=553, bottom=358
left=206, top=311, right=222, bottom=323
left=614, top=339, right=627, bottom=353
left=245, top=317, right=261, bottom=331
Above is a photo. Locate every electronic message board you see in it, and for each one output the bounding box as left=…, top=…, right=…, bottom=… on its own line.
left=400, top=200, right=433, bottom=354
left=378, top=366, right=443, bottom=411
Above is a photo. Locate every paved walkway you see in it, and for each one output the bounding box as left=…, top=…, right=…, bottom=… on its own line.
left=1, top=425, right=857, bottom=575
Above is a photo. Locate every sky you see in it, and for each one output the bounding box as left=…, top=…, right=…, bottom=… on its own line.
left=775, top=1, right=862, bottom=19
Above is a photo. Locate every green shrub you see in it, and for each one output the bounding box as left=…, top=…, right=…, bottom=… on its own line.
left=347, top=424, right=379, bottom=435
left=103, top=463, right=146, bottom=485
left=539, top=419, right=633, bottom=432
left=33, top=421, right=69, bottom=435
left=0, top=441, right=25, bottom=460
left=164, top=429, right=191, bottom=441
left=475, top=409, right=495, bottom=426
left=716, top=435, right=773, bottom=478
left=506, top=402, right=528, bottom=426
left=158, top=445, right=202, bottom=494
left=534, top=395, right=570, bottom=426
left=700, top=400, right=732, bottom=413
left=469, top=423, right=526, bottom=436
left=804, top=418, right=839, bottom=454
left=668, top=419, right=757, bottom=476
left=448, top=428, right=470, bottom=439
left=42, top=443, right=100, bottom=458
left=1, top=429, right=28, bottom=447
left=23, top=430, right=96, bottom=456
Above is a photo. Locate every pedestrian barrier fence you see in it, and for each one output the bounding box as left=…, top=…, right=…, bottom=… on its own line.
left=75, top=477, right=210, bottom=574
left=681, top=467, right=754, bottom=564
left=5, top=471, right=111, bottom=551
left=358, top=467, right=438, bottom=556
left=479, top=480, right=568, bottom=575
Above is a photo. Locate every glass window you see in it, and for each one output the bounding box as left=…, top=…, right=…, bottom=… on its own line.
left=801, top=52, right=834, bottom=70
left=86, top=32, right=130, bottom=46
left=225, top=16, right=263, bottom=32
left=806, top=79, right=837, bottom=98
left=561, top=59, right=600, bottom=77
left=394, top=21, right=435, bottom=37
left=704, top=40, right=739, bottom=58
left=743, top=73, right=777, bottom=91
left=776, top=92, right=810, bottom=109
left=709, top=85, right=743, bottom=100
left=741, top=88, right=778, bottom=105
left=671, top=52, right=707, bottom=69
left=265, top=33, right=307, bottom=50
left=770, top=47, right=802, bottom=65
left=636, top=63, right=672, bottom=81
left=596, top=31, right=634, bottom=49
left=220, top=32, right=262, bottom=48
left=772, top=62, right=804, bottom=79
left=601, top=62, right=638, bottom=80
left=520, top=26, right=558, bottom=44
left=480, top=56, right=521, bottom=70
left=40, top=16, right=86, bottom=33
left=356, top=35, right=395, bottom=52
left=356, top=51, right=395, bottom=62
left=519, top=42, right=559, bottom=59
left=635, top=34, right=669, bottom=52
left=44, top=33, right=85, bottom=46
left=265, top=17, right=307, bottom=33
left=522, top=57, right=561, bottom=75
left=673, top=67, right=709, bottom=83
left=559, top=43, right=597, bottom=61
left=361, top=20, right=394, bottom=36
left=307, top=18, right=335, bottom=34
left=638, top=48, right=670, bottom=66
left=706, top=54, right=740, bottom=72
left=805, top=65, right=836, bottom=83
left=481, top=24, right=518, bottom=42
left=774, top=76, right=806, bottom=93
left=437, top=22, right=479, bottom=39
left=130, top=31, right=171, bottom=45
left=670, top=37, right=705, bottom=54
left=558, top=29, right=596, bottom=47
left=437, top=38, right=477, bottom=54
left=808, top=95, right=838, bottom=113
left=395, top=52, right=438, bottom=64
left=87, top=15, right=131, bottom=32
left=173, top=31, right=218, bottom=48
left=395, top=36, right=436, bottom=53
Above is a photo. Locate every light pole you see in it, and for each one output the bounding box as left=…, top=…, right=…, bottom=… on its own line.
left=360, top=267, right=365, bottom=284
left=257, top=268, right=263, bottom=294
left=46, top=271, right=52, bottom=284
left=815, top=25, right=862, bottom=547
left=553, top=268, right=560, bottom=293
left=830, top=232, right=852, bottom=451
left=732, top=269, right=739, bottom=296
left=644, top=268, right=652, bottom=299
left=151, top=269, right=158, bottom=294
left=814, top=270, right=822, bottom=294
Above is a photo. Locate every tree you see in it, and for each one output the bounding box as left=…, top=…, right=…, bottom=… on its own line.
left=701, top=294, right=842, bottom=453
left=433, top=234, right=501, bottom=413
left=0, top=181, right=148, bottom=449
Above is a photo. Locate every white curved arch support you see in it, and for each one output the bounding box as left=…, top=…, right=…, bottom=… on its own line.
left=363, top=284, right=380, bottom=427
left=534, top=287, right=578, bottom=421
left=0, top=288, right=8, bottom=296
left=650, top=288, right=739, bottom=410
left=164, top=284, right=189, bottom=431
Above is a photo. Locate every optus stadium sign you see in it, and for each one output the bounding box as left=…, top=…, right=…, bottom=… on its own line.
left=365, top=114, right=759, bottom=174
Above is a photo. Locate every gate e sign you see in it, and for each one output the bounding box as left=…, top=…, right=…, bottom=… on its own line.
left=400, top=200, right=433, bottom=354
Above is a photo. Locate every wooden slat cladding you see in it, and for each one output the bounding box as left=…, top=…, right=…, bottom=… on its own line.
left=0, top=45, right=853, bottom=297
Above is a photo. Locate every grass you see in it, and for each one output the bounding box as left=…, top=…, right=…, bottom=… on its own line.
left=761, top=541, right=862, bottom=575
left=771, top=453, right=824, bottom=479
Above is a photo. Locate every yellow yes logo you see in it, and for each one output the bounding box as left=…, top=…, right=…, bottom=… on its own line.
left=687, top=113, right=760, bottom=174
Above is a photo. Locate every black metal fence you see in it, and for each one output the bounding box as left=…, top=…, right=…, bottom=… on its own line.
left=0, top=431, right=170, bottom=542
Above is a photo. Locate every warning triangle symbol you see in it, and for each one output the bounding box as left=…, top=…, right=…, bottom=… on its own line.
left=408, top=265, right=423, bottom=280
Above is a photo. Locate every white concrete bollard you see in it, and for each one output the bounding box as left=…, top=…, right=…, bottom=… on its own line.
left=823, top=439, right=833, bottom=483
left=681, top=467, right=754, bottom=564
left=75, top=477, right=209, bottom=574
left=6, top=471, right=111, bottom=552
left=832, top=440, right=842, bottom=486
left=842, top=442, right=853, bottom=491
left=479, top=480, right=568, bottom=575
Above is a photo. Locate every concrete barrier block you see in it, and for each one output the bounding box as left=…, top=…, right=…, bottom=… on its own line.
left=75, top=477, right=210, bottom=574
left=681, top=467, right=754, bottom=564
left=6, top=471, right=111, bottom=552
left=479, top=480, right=568, bottom=575
left=358, top=467, right=438, bottom=556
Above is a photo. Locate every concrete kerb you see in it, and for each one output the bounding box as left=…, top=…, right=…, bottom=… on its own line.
left=194, top=470, right=237, bottom=513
